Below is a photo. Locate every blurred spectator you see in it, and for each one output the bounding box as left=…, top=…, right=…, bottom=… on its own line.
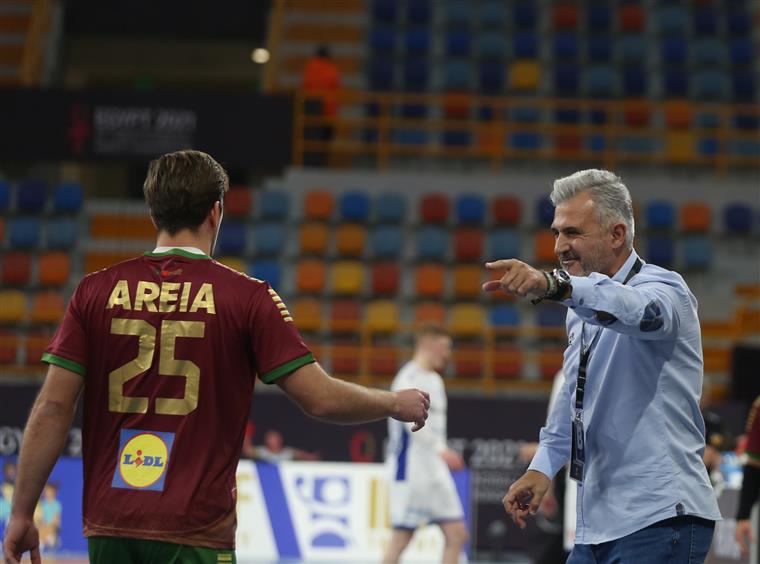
left=735, top=396, right=760, bottom=556
left=37, top=483, right=62, bottom=551
left=251, top=430, right=319, bottom=463
left=302, top=44, right=341, bottom=166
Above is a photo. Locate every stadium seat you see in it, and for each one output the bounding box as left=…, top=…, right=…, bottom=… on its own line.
left=536, top=196, right=554, bottom=226
left=662, top=37, right=687, bottom=65
left=664, top=100, right=692, bottom=129
left=369, top=226, right=403, bottom=258
left=646, top=236, right=675, bottom=268
left=224, top=187, right=252, bottom=217
left=450, top=303, right=485, bottom=337
left=446, top=30, right=471, bottom=57
left=368, top=344, right=400, bottom=377
left=553, top=3, right=578, bottom=29
left=537, top=303, right=566, bottom=328
left=588, top=35, right=612, bottom=61
left=587, top=4, right=611, bottom=31
left=402, top=59, right=429, bottom=92
left=416, top=264, right=445, bottom=297
left=534, top=231, right=557, bottom=265
left=417, top=227, right=448, bottom=260
left=657, top=6, right=688, bottom=35
left=250, top=260, right=281, bottom=289
left=371, top=27, right=395, bottom=53
left=479, top=1, right=508, bottom=28
left=730, top=38, right=753, bottom=66
left=693, top=7, right=717, bottom=35
left=682, top=235, right=712, bottom=270
left=490, top=303, right=521, bottom=327
left=479, top=32, right=509, bottom=60
left=513, top=2, right=537, bottom=28
left=646, top=201, right=676, bottom=230
left=406, top=29, right=430, bottom=56
left=456, top=194, right=486, bottom=224
left=368, top=58, right=394, bottom=91
left=454, top=342, right=484, bottom=379
left=24, top=332, right=52, bottom=366
left=727, top=9, right=751, bottom=35
left=296, top=260, right=326, bottom=293
left=619, top=4, right=645, bottom=32
left=665, top=132, right=694, bottom=162
left=492, top=196, right=521, bottom=225
left=0, top=180, right=9, bottom=210
left=372, top=0, right=396, bottom=23
left=89, top=214, right=155, bottom=239
left=414, top=302, right=446, bottom=325
left=554, top=33, right=578, bottom=59
left=479, top=61, right=506, bottom=94
left=253, top=223, right=286, bottom=256
left=453, top=228, right=484, bottom=261
left=38, top=252, right=70, bottom=287
left=16, top=180, right=46, bottom=213
left=0, top=330, right=18, bottom=364
left=692, top=38, right=723, bottom=67
left=53, top=182, right=84, bottom=214
left=332, top=261, right=363, bottom=295
left=694, top=70, right=725, bottom=101
left=488, top=229, right=521, bottom=260
left=339, top=192, right=370, bottom=222
left=84, top=251, right=135, bottom=274
left=453, top=265, right=482, bottom=298
left=443, top=60, right=472, bottom=91
left=697, top=138, right=719, bottom=158
left=618, top=35, right=647, bottom=64
left=406, top=0, right=431, bottom=25
left=420, top=194, right=449, bottom=224
left=259, top=191, right=289, bottom=220
left=0, top=290, right=27, bottom=324
left=30, top=291, right=65, bottom=325
left=299, top=223, right=329, bottom=255
left=46, top=218, right=78, bottom=250
left=374, top=193, right=406, bottom=223
left=724, top=203, right=753, bottom=235
left=366, top=300, right=400, bottom=334
left=513, top=33, right=538, bottom=59
left=9, top=218, right=41, bottom=249
left=733, top=73, right=756, bottom=102
left=509, top=132, right=542, bottom=151
left=371, top=262, right=401, bottom=295
left=624, top=99, right=650, bottom=127
left=681, top=202, right=711, bottom=233
left=539, top=347, right=564, bottom=379
left=493, top=342, right=523, bottom=379
left=510, top=60, right=540, bottom=91
left=329, top=300, right=362, bottom=333
left=1, top=251, right=32, bottom=286
left=216, top=220, right=247, bottom=255
left=335, top=224, right=366, bottom=257
left=291, top=297, right=322, bottom=332
left=622, top=66, right=648, bottom=96
left=304, top=190, right=334, bottom=220
left=445, top=1, right=469, bottom=28
left=586, top=65, right=616, bottom=97
left=663, top=68, right=689, bottom=96
left=330, top=340, right=361, bottom=376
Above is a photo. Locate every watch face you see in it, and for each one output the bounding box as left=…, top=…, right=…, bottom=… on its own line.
left=554, top=269, right=571, bottom=283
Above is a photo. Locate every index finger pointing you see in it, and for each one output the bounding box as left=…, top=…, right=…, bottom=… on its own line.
left=485, top=259, right=516, bottom=270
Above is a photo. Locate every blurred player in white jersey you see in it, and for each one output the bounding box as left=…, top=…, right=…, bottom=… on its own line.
left=383, top=324, right=468, bottom=564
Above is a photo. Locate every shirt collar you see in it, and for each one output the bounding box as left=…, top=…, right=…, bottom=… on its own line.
left=152, top=246, right=206, bottom=255
left=610, top=249, right=641, bottom=283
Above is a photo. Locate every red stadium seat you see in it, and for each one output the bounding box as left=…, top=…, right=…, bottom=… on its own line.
left=371, top=262, right=401, bottom=295
left=420, top=194, right=450, bottom=224
left=624, top=99, right=651, bottom=127
left=368, top=343, right=400, bottom=376
left=492, top=196, right=522, bottom=225
left=330, top=300, right=361, bottom=333
left=330, top=340, right=361, bottom=376
left=224, top=187, right=253, bottom=217
left=24, top=332, right=51, bottom=366
left=454, top=342, right=484, bottom=378
left=539, top=347, right=564, bottom=380
left=619, top=4, right=645, bottom=32
left=0, top=331, right=18, bottom=364
left=493, top=343, right=523, bottom=379
left=453, top=228, right=484, bottom=261
left=665, top=100, right=692, bottom=129
left=553, top=3, right=579, bottom=29
left=555, top=133, right=583, bottom=154
left=1, top=251, right=32, bottom=286
left=30, top=291, right=65, bottom=325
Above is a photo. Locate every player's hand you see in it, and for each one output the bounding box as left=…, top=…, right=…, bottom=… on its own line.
left=483, top=259, right=548, bottom=299
left=503, top=470, right=551, bottom=529
left=441, top=449, right=465, bottom=471
left=735, top=519, right=754, bottom=555
left=392, top=388, right=430, bottom=432
left=3, top=515, right=41, bottom=564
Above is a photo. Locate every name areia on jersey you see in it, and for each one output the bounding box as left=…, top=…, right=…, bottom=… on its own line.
left=106, top=280, right=216, bottom=314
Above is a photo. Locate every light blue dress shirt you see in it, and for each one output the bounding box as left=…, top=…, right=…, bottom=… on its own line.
left=529, top=250, right=721, bottom=544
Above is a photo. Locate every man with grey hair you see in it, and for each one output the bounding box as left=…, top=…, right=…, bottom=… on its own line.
left=483, top=169, right=720, bottom=563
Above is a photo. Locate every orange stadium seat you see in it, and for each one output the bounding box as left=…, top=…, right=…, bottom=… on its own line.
left=539, top=347, right=565, bottom=380
left=416, top=264, right=446, bottom=297
left=493, top=343, right=523, bottom=379
left=332, top=261, right=364, bottom=295
left=414, top=302, right=446, bottom=325
left=90, top=214, right=155, bottom=239
left=453, top=265, right=483, bottom=298
left=366, top=300, right=400, bottom=334
left=371, top=262, right=400, bottom=295
left=38, top=252, right=70, bottom=287
left=24, top=333, right=51, bottom=366
left=84, top=251, right=137, bottom=274
left=623, top=99, right=651, bottom=127
left=0, top=331, right=19, bottom=364
left=330, top=340, right=361, bottom=376
left=30, top=291, right=65, bottom=325
left=1, top=251, right=32, bottom=286
left=450, top=303, right=485, bottom=337
left=299, top=222, right=330, bottom=255
left=665, top=100, right=692, bottom=129
left=335, top=224, right=366, bottom=257
left=296, top=260, right=327, bottom=293
left=330, top=300, right=361, bottom=333
left=291, top=297, right=322, bottom=332
left=224, top=187, right=253, bottom=217
left=453, top=228, right=484, bottom=261
left=534, top=231, right=557, bottom=265
left=0, top=290, right=28, bottom=324
left=304, top=189, right=335, bottom=220
left=681, top=202, right=711, bottom=232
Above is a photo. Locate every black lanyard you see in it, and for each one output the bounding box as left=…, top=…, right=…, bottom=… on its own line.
left=575, top=258, right=643, bottom=412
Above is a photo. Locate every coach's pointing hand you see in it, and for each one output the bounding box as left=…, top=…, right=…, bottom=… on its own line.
left=483, top=259, right=549, bottom=299
left=393, top=389, right=431, bottom=432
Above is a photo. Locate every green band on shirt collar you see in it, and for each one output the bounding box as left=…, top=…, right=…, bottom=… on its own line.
left=144, top=248, right=210, bottom=259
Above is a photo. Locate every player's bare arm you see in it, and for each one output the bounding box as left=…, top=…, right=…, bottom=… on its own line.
left=482, top=259, right=551, bottom=298
left=3, top=364, right=83, bottom=564
left=277, top=362, right=430, bottom=431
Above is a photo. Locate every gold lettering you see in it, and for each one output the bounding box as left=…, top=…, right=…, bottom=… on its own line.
left=155, top=320, right=204, bottom=415
left=179, top=282, right=192, bottom=312
left=106, top=280, right=131, bottom=310
left=108, top=319, right=154, bottom=413
left=189, top=283, right=215, bottom=314
left=159, top=282, right=181, bottom=313
left=134, top=281, right=160, bottom=312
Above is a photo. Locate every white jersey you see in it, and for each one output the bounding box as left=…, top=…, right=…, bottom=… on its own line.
left=386, top=361, right=463, bottom=528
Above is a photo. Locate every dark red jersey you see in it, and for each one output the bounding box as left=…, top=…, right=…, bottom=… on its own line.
left=745, top=396, right=760, bottom=463
left=43, top=248, right=314, bottom=548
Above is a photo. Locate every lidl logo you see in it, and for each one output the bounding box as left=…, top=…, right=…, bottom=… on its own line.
left=111, top=429, right=175, bottom=492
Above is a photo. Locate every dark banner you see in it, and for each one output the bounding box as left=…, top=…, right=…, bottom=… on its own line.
left=0, top=89, right=292, bottom=168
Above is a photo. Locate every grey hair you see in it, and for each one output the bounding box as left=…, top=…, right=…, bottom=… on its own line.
left=550, top=169, right=635, bottom=249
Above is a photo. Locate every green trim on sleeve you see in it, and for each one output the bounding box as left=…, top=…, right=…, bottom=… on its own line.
left=41, top=353, right=86, bottom=377
left=260, top=353, right=315, bottom=384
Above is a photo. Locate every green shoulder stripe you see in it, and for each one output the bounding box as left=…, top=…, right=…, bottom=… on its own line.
left=261, top=353, right=315, bottom=384
left=41, top=353, right=86, bottom=377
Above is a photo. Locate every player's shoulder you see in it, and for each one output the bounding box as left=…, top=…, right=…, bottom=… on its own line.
left=78, top=256, right=146, bottom=292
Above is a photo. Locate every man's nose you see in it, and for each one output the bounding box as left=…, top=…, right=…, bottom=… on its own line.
left=554, top=234, right=569, bottom=255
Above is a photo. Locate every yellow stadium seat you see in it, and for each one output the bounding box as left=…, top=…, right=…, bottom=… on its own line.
left=0, top=290, right=28, bottom=324
left=335, top=224, right=366, bottom=257
left=30, top=291, right=65, bottom=325
left=365, top=300, right=400, bottom=334
left=666, top=132, right=694, bottom=162
left=510, top=60, right=540, bottom=91
left=450, top=303, right=485, bottom=337
left=332, top=261, right=364, bottom=295
left=291, top=298, right=322, bottom=332
left=453, top=265, right=482, bottom=298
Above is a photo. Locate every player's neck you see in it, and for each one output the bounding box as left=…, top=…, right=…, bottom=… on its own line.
left=155, top=230, right=212, bottom=256
left=413, top=353, right=433, bottom=372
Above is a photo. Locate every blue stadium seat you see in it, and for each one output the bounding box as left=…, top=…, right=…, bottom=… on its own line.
left=216, top=220, right=247, bottom=255
left=510, top=106, right=541, bottom=122
left=16, top=180, right=46, bottom=213
left=371, top=226, right=403, bottom=258
left=682, top=236, right=712, bottom=270
left=253, top=223, right=285, bottom=256
left=588, top=36, right=612, bottom=61
left=554, top=65, right=580, bottom=95
left=375, top=193, right=406, bottom=223
left=727, top=10, right=751, bottom=35
left=404, top=29, right=429, bottom=55
left=555, top=108, right=581, bottom=124
left=479, top=32, right=509, bottom=60
left=46, top=218, right=77, bottom=250
left=662, top=37, right=687, bottom=64
left=586, top=66, right=616, bottom=97
left=456, top=194, right=486, bottom=224
left=537, top=303, right=566, bottom=327
left=618, top=136, right=655, bottom=154
left=250, top=260, right=281, bottom=289
left=697, top=138, right=719, bottom=157
left=444, top=60, right=472, bottom=91
left=724, top=203, right=753, bottom=234
left=554, top=33, right=578, bottom=59
left=339, top=192, right=370, bottom=222
left=259, top=191, right=289, bottom=220
left=368, top=58, right=394, bottom=91
left=730, top=38, right=752, bottom=66
left=445, top=1, right=470, bottom=28
left=372, top=0, right=397, bottom=23
left=692, top=38, right=724, bottom=67
left=536, top=196, right=554, bottom=226
left=407, top=0, right=431, bottom=25
left=0, top=180, right=9, bottom=211
left=446, top=30, right=471, bottom=57
left=370, top=28, right=395, bottom=53
left=589, top=108, right=607, bottom=124
left=442, top=131, right=471, bottom=147
left=618, top=35, right=647, bottom=64
left=731, top=139, right=760, bottom=158
left=513, top=32, right=538, bottom=58
left=733, top=73, right=756, bottom=102
left=622, top=66, right=647, bottom=96
left=587, top=135, right=605, bottom=152
left=657, top=6, right=689, bottom=35
left=9, top=218, right=41, bottom=249
left=663, top=68, right=688, bottom=96
left=417, top=227, right=448, bottom=260
left=513, top=2, right=537, bottom=28
left=490, top=304, right=521, bottom=327
left=693, top=7, right=718, bottom=35
left=488, top=229, right=521, bottom=259
left=399, top=101, right=427, bottom=118
left=403, top=59, right=429, bottom=92
left=587, top=3, right=611, bottom=31
left=734, top=112, right=760, bottom=130
left=694, top=70, right=725, bottom=101
left=393, top=129, right=429, bottom=145
left=479, top=61, right=506, bottom=94
left=510, top=132, right=542, bottom=151
left=646, top=236, right=675, bottom=268
left=646, top=201, right=676, bottom=230
left=480, top=1, right=509, bottom=28
left=53, top=182, right=83, bottom=214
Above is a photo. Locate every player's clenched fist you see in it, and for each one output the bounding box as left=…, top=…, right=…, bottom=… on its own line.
left=482, top=259, right=548, bottom=298
left=392, top=389, right=431, bottom=431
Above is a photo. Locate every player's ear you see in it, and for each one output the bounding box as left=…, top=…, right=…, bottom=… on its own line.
left=148, top=213, right=157, bottom=230
left=208, top=201, right=223, bottom=230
